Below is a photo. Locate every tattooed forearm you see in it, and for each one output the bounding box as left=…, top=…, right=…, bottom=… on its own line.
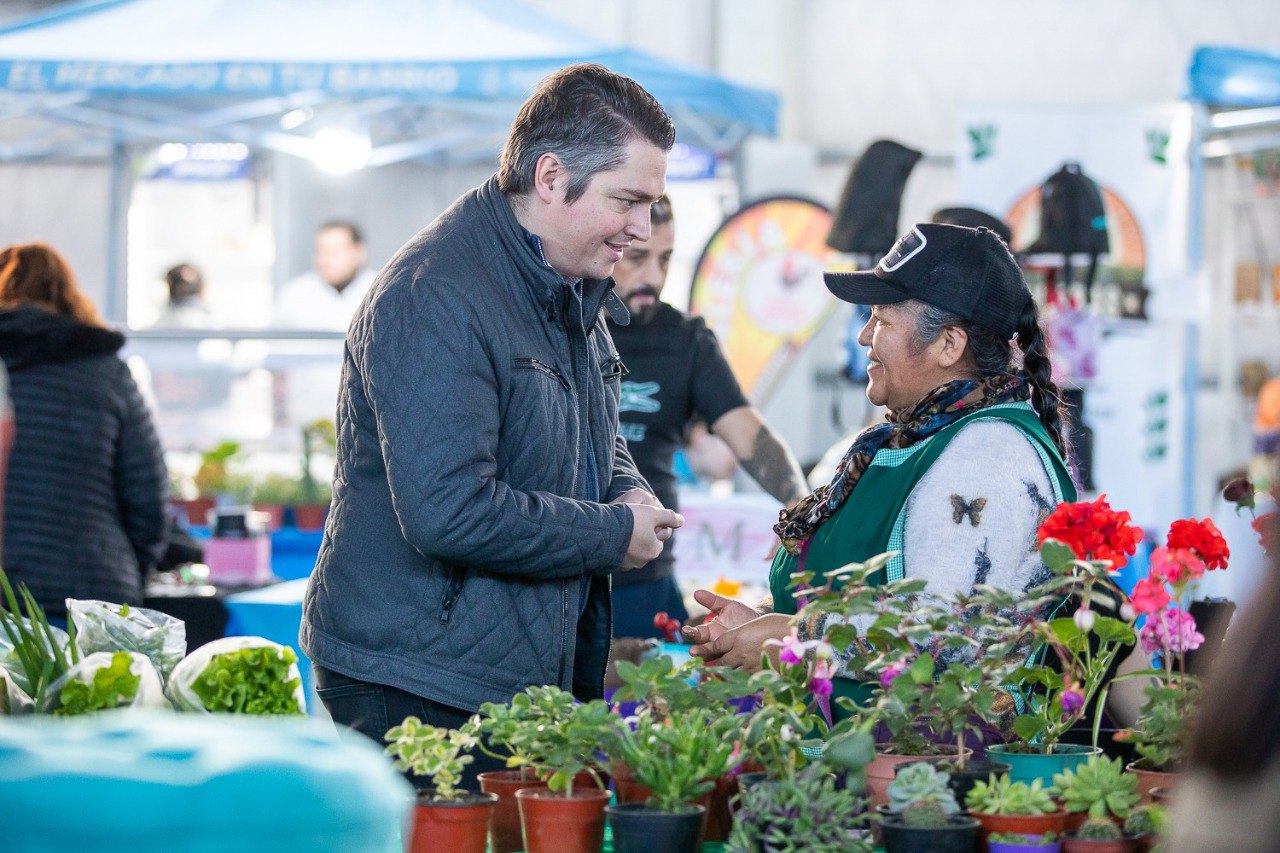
left=739, top=425, right=808, bottom=506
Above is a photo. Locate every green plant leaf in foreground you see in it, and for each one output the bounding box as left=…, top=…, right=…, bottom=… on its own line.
left=56, top=652, right=141, bottom=716
left=189, top=646, right=303, bottom=715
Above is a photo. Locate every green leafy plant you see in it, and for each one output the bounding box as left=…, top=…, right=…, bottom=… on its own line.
left=193, top=440, right=243, bottom=498
left=887, top=762, right=956, bottom=814
left=0, top=567, right=78, bottom=706
left=1116, top=678, right=1198, bottom=772
left=965, top=774, right=1057, bottom=816
left=251, top=473, right=305, bottom=506
left=1051, top=755, right=1138, bottom=820
left=727, top=766, right=871, bottom=853
left=1075, top=817, right=1123, bottom=840
left=901, top=798, right=952, bottom=829
left=1124, top=804, right=1165, bottom=837
left=188, top=646, right=304, bottom=714
left=55, top=651, right=140, bottom=716
left=67, top=600, right=186, bottom=681
left=611, top=709, right=740, bottom=812
left=384, top=716, right=479, bottom=801
left=299, top=419, right=336, bottom=505
left=478, top=685, right=620, bottom=797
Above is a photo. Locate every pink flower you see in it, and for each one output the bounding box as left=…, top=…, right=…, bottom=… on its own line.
left=779, top=647, right=802, bottom=665
left=1139, top=608, right=1204, bottom=656
left=1149, top=547, right=1206, bottom=587
left=765, top=628, right=835, bottom=668
left=1059, top=688, right=1085, bottom=715
left=1130, top=578, right=1171, bottom=615
left=809, top=675, right=834, bottom=696
left=879, top=660, right=908, bottom=690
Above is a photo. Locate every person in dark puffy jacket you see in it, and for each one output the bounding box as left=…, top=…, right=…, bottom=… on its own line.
left=0, top=243, right=167, bottom=618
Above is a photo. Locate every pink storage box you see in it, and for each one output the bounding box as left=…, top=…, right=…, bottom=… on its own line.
left=205, top=536, right=273, bottom=585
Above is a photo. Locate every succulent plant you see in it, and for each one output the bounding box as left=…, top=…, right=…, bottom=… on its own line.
left=1075, top=817, right=1123, bottom=840
left=888, top=762, right=956, bottom=813
left=965, top=773, right=1057, bottom=816
left=1051, top=755, right=1139, bottom=819
left=1124, top=804, right=1166, bottom=837
left=902, top=798, right=952, bottom=829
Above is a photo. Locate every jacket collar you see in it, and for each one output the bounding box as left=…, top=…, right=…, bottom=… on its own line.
left=0, top=306, right=124, bottom=371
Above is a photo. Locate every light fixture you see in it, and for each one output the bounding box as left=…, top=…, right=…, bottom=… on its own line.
left=310, top=127, right=372, bottom=174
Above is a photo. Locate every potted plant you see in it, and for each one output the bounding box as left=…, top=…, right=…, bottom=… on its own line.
left=1122, top=804, right=1164, bottom=853
left=606, top=708, right=740, bottom=853
left=1113, top=516, right=1230, bottom=802
left=728, top=764, right=872, bottom=853
left=879, top=763, right=980, bottom=853
left=383, top=716, right=497, bottom=853
left=171, top=439, right=244, bottom=526
left=1050, top=755, right=1138, bottom=833
left=482, top=685, right=620, bottom=853
left=250, top=473, right=301, bottom=531
left=990, top=497, right=1142, bottom=783
left=1060, top=817, right=1136, bottom=852
left=294, top=419, right=336, bottom=529
left=475, top=688, right=566, bottom=853
left=965, top=774, right=1070, bottom=844
left=989, top=831, right=1061, bottom=853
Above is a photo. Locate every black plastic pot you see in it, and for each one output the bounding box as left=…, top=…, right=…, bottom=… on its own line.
left=943, top=758, right=1013, bottom=806
left=737, top=771, right=769, bottom=790
left=606, top=802, right=706, bottom=853
left=880, top=813, right=980, bottom=853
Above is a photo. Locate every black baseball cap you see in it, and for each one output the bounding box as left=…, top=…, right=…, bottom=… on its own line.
left=824, top=222, right=1031, bottom=339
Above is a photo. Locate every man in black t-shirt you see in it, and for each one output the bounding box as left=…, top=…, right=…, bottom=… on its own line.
left=607, top=196, right=808, bottom=638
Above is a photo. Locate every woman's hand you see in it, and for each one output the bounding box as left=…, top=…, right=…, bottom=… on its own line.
left=686, top=613, right=792, bottom=672
left=681, top=590, right=762, bottom=644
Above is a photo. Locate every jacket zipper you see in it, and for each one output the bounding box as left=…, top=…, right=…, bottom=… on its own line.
left=514, top=357, right=571, bottom=390
left=439, top=567, right=466, bottom=624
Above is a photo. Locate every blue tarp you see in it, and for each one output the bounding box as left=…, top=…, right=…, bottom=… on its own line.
left=0, top=0, right=777, bottom=136
left=1188, top=45, right=1280, bottom=107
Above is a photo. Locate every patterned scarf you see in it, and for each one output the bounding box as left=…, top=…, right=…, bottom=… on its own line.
left=774, top=374, right=1029, bottom=554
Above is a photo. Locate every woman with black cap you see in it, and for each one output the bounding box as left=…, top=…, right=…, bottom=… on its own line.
left=683, top=223, right=1075, bottom=718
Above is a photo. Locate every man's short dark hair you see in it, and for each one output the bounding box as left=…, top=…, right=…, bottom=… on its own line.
left=318, top=220, right=364, bottom=245
left=498, top=64, right=676, bottom=204
left=164, top=263, right=203, bottom=300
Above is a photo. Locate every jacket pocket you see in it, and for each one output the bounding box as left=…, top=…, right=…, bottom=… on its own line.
left=513, top=357, right=571, bottom=390
left=600, top=352, right=627, bottom=383
left=439, top=565, right=467, bottom=624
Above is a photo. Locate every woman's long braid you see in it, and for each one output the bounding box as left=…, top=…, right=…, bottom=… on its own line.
left=1015, top=301, right=1066, bottom=457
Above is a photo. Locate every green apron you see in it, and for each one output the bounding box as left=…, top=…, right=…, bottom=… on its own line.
left=767, top=401, right=1076, bottom=720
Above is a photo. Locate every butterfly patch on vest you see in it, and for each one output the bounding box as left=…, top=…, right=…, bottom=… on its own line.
left=950, top=494, right=987, bottom=526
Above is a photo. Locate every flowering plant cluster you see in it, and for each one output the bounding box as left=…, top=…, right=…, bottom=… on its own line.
left=1036, top=494, right=1144, bottom=571
left=1116, top=514, right=1231, bottom=771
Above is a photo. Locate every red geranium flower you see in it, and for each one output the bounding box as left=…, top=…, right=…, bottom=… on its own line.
left=1037, top=495, right=1144, bottom=571
left=1166, top=518, right=1230, bottom=571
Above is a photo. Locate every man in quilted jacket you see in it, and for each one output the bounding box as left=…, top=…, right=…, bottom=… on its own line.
left=301, top=64, right=683, bottom=790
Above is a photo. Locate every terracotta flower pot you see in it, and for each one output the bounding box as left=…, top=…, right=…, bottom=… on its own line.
left=1124, top=761, right=1179, bottom=805
left=253, top=504, right=286, bottom=531
left=612, top=763, right=654, bottom=804
left=479, top=770, right=546, bottom=853
left=1148, top=787, right=1172, bottom=805
left=702, top=772, right=738, bottom=842
left=867, top=744, right=968, bottom=809
left=171, top=496, right=216, bottom=528
left=291, top=503, right=329, bottom=531
left=972, top=809, right=1071, bottom=853
left=409, top=792, right=497, bottom=853
left=517, top=786, right=611, bottom=853
left=1060, top=836, right=1137, bottom=853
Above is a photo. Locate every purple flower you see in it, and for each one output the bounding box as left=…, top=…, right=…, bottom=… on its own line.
left=879, top=660, right=908, bottom=690
left=779, top=647, right=802, bottom=665
left=809, top=675, right=833, bottom=696
left=1139, top=608, right=1205, bottom=656
left=1059, top=688, right=1085, bottom=716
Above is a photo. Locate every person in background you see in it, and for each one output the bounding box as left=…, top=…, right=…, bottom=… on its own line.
left=0, top=243, right=167, bottom=622
left=153, top=262, right=212, bottom=329
left=301, top=64, right=683, bottom=791
left=274, top=221, right=377, bottom=330
left=682, top=224, right=1075, bottom=724
left=607, top=194, right=808, bottom=638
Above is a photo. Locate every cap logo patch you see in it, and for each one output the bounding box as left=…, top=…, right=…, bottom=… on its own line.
left=878, top=226, right=927, bottom=273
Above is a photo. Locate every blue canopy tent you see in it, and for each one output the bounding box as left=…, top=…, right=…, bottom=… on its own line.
left=0, top=0, right=778, bottom=317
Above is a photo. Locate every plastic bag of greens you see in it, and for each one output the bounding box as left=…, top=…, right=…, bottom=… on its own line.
left=0, top=667, right=34, bottom=715
left=66, top=599, right=186, bottom=681
left=38, top=651, right=166, bottom=716
left=0, top=616, right=71, bottom=699
left=166, top=636, right=305, bottom=715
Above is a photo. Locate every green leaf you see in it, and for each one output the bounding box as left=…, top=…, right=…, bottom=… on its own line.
left=1014, top=714, right=1046, bottom=741
left=188, top=645, right=303, bottom=715
left=908, top=654, right=935, bottom=685
left=56, top=652, right=141, bottom=716
left=1040, top=539, right=1078, bottom=575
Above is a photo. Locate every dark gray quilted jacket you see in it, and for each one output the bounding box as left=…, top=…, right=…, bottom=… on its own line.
left=301, top=176, right=648, bottom=711
left=0, top=307, right=167, bottom=617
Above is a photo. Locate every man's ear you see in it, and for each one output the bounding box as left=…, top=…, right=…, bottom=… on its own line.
left=532, top=153, right=566, bottom=205
left=937, top=324, right=970, bottom=369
